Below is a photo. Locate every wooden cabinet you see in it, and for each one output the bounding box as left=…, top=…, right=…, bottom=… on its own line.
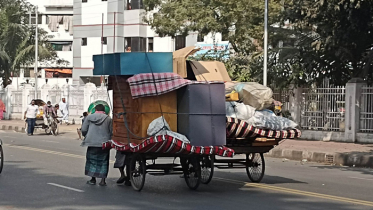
left=109, top=76, right=177, bottom=144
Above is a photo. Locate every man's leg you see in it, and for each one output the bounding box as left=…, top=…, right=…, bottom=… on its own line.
left=27, top=119, right=32, bottom=135
left=31, top=118, right=36, bottom=135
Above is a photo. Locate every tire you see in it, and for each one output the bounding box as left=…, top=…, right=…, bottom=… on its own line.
left=200, top=156, right=214, bottom=184
left=51, top=121, right=59, bottom=136
left=0, top=146, right=3, bottom=174
left=129, top=154, right=146, bottom=191
left=246, top=153, right=265, bottom=183
left=182, top=157, right=201, bottom=190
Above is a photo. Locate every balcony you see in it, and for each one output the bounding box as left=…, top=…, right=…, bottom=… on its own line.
left=45, top=0, right=73, bottom=7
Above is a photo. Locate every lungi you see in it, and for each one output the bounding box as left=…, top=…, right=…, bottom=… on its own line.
left=114, top=151, right=126, bottom=168
left=85, top=147, right=110, bottom=178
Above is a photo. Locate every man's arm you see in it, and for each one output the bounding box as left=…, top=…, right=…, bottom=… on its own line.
left=24, top=107, right=28, bottom=119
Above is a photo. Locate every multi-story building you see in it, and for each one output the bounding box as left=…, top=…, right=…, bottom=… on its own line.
left=14, top=0, right=74, bottom=88
left=72, top=0, right=204, bottom=85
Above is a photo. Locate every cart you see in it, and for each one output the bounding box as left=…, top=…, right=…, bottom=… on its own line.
left=103, top=135, right=234, bottom=191
left=24, top=99, right=59, bottom=136
left=0, top=138, right=3, bottom=174
left=199, top=117, right=302, bottom=184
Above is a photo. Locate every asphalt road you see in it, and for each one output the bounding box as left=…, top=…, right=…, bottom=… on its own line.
left=1, top=130, right=373, bottom=210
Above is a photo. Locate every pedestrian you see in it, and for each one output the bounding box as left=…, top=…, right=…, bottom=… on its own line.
left=0, top=99, right=5, bottom=120
left=43, top=101, right=56, bottom=127
left=24, top=100, right=39, bottom=136
left=114, top=152, right=131, bottom=186
left=59, top=98, right=69, bottom=125
left=81, top=104, right=112, bottom=186
left=77, top=112, right=88, bottom=140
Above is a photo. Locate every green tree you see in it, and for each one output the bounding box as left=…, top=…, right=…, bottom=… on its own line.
left=143, top=0, right=282, bottom=55
left=278, top=0, right=373, bottom=86
left=0, top=0, right=65, bottom=88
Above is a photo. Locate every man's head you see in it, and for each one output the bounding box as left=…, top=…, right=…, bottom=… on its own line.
left=31, top=100, right=35, bottom=105
left=47, top=101, right=52, bottom=106
left=83, top=112, right=88, bottom=117
left=55, top=104, right=59, bottom=109
left=62, top=98, right=66, bottom=103
left=95, top=104, right=105, bottom=112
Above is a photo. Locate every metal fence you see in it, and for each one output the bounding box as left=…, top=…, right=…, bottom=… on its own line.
left=300, top=85, right=346, bottom=131
left=272, top=89, right=291, bottom=111
left=360, top=86, right=373, bottom=133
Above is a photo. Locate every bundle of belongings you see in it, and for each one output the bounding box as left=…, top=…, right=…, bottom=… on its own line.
left=225, top=81, right=301, bottom=140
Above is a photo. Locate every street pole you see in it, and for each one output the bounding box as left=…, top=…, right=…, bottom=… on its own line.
left=34, top=6, right=38, bottom=99
left=101, top=13, right=104, bottom=84
left=263, top=0, right=268, bottom=87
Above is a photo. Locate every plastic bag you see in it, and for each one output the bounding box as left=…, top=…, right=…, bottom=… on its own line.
left=246, top=111, right=298, bottom=130
left=226, top=102, right=256, bottom=121
left=147, top=117, right=190, bottom=143
left=234, top=82, right=274, bottom=110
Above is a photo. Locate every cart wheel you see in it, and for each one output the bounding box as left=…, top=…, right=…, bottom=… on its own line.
left=51, top=121, right=58, bottom=136
left=182, top=157, right=201, bottom=190
left=246, top=153, right=265, bottom=183
left=200, top=156, right=214, bottom=184
left=129, top=154, right=146, bottom=191
left=0, top=145, right=3, bottom=174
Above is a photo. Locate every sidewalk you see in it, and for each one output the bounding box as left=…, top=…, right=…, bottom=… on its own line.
left=0, top=119, right=80, bottom=133
left=266, top=139, right=373, bottom=168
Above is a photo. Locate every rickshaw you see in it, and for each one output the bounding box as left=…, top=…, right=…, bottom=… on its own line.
left=25, top=99, right=59, bottom=136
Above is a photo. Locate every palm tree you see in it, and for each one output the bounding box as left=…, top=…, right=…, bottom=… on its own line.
left=0, top=0, right=65, bottom=88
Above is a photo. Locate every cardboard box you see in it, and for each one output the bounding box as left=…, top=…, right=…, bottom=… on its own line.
left=173, top=47, right=231, bottom=82
left=189, top=61, right=231, bottom=82
left=93, top=52, right=173, bottom=76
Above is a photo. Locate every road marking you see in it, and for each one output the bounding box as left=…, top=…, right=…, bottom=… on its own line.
left=47, top=183, right=84, bottom=192
left=349, top=176, right=373, bottom=181
left=4, top=144, right=115, bottom=163
left=215, top=177, right=373, bottom=207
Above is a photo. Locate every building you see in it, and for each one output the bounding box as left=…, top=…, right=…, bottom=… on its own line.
left=72, top=0, right=226, bottom=85
left=13, top=0, right=74, bottom=89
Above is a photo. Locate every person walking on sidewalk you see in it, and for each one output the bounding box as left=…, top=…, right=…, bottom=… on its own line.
left=81, top=104, right=112, bottom=186
left=24, top=100, right=39, bottom=136
left=59, top=98, right=69, bottom=125
left=0, top=99, right=5, bottom=120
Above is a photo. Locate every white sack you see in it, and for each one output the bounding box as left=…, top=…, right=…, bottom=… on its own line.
left=147, top=116, right=190, bottom=143
left=234, top=82, right=274, bottom=110
left=226, top=102, right=256, bottom=121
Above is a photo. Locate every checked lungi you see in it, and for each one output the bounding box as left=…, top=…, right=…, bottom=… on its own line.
left=85, top=147, right=110, bottom=178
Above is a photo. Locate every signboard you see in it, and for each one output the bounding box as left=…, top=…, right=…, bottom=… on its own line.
left=194, top=42, right=230, bottom=58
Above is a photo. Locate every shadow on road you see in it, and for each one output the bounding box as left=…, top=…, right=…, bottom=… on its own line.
left=0, top=159, right=370, bottom=210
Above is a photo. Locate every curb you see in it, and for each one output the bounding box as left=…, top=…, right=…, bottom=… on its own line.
left=0, top=125, right=25, bottom=133
left=265, top=148, right=373, bottom=168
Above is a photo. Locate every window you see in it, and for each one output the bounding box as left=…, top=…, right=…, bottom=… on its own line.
left=125, top=0, right=143, bottom=10
left=175, top=35, right=186, bottom=50
left=197, top=33, right=204, bottom=42
left=125, top=37, right=146, bottom=52
left=102, top=37, right=107, bottom=45
left=81, top=38, right=87, bottom=46
left=51, top=42, right=72, bottom=51
left=31, top=14, right=42, bottom=24
left=148, top=38, right=153, bottom=52
left=82, top=0, right=87, bottom=2
left=125, top=37, right=132, bottom=52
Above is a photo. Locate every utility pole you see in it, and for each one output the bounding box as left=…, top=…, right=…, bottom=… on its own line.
left=34, top=6, right=39, bottom=99
left=101, top=13, right=104, bottom=84
left=263, top=0, right=268, bottom=87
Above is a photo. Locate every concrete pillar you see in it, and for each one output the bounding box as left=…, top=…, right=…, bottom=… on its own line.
left=289, top=87, right=303, bottom=126
left=345, top=78, right=366, bottom=142
left=84, top=82, right=96, bottom=111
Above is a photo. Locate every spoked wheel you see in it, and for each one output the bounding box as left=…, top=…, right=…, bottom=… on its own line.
left=129, top=154, right=146, bottom=191
left=200, top=155, right=214, bottom=184
left=246, top=153, right=265, bottom=183
left=182, top=157, right=201, bottom=190
left=0, top=145, right=3, bottom=174
left=50, top=121, right=59, bottom=136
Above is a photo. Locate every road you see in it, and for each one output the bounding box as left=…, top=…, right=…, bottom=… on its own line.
left=1, top=130, right=373, bottom=210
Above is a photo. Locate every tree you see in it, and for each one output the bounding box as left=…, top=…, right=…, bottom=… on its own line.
left=0, top=0, right=65, bottom=88
left=278, top=0, right=373, bottom=86
left=143, top=0, right=282, bottom=55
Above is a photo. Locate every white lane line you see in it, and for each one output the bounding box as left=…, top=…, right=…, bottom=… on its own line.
left=349, top=177, right=373, bottom=181
left=47, top=183, right=85, bottom=192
